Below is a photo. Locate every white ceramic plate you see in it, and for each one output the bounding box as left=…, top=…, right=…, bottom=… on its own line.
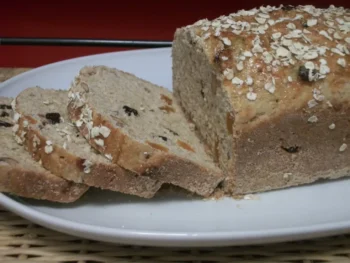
left=1, top=48, right=350, bottom=247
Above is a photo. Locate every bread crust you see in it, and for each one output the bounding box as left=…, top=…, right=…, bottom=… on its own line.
left=13, top=91, right=162, bottom=199
left=68, top=66, right=224, bottom=197
left=172, top=5, right=350, bottom=195
left=0, top=96, right=88, bottom=203
left=0, top=164, right=88, bottom=203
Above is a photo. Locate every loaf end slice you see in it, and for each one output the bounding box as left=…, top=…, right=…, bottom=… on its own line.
left=13, top=87, right=162, bottom=199
left=68, top=65, right=224, bottom=197
left=0, top=97, right=88, bottom=203
left=172, top=5, right=350, bottom=195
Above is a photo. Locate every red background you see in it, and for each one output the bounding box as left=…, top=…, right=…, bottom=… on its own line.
left=1, top=0, right=348, bottom=67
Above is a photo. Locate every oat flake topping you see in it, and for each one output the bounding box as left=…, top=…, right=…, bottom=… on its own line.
left=191, top=4, right=349, bottom=102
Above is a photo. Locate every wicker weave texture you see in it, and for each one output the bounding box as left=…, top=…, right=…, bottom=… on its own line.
left=1, top=68, right=350, bottom=263
left=2, top=206, right=350, bottom=263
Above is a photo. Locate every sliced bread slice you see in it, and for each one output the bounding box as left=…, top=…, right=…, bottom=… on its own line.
left=13, top=87, right=162, bottom=199
left=68, top=66, right=224, bottom=197
left=0, top=97, right=88, bottom=203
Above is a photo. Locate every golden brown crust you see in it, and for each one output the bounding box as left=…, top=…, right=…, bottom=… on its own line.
left=14, top=101, right=162, bottom=199
left=67, top=99, right=224, bottom=197
left=0, top=165, right=88, bottom=203
left=181, top=5, right=350, bottom=130
left=0, top=97, right=88, bottom=203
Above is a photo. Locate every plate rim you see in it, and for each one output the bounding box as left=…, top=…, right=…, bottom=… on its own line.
left=1, top=193, right=350, bottom=247
left=1, top=48, right=350, bottom=247
left=0, top=47, right=171, bottom=92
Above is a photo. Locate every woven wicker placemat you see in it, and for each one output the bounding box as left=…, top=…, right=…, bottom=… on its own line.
left=1, top=204, right=350, bottom=263
left=1, top=68, right=350, bottom=263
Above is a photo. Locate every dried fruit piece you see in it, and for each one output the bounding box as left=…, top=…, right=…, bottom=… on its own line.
left=281, top=145, right=300, bottom=153
left=1, top=111, right=9, bottom=117
left=166, top=128, right=179, bottom=136
left=298, top=66, right=319, bottom=82
left=45, top=112, right=61, bottom=124
left=0, top=105, right=11, bottom=110
left=158, top=135, right=168, bottom=141
left=123, top=106, right=139, bottom=116
left=0, top=121, right=13, bottom=127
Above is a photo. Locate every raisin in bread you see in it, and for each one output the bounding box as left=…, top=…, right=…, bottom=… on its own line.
left=0, top=97, right=88, bottom=203
left=172, top=5, right=350, bottom=195
left=0, top=96, right=14, bottom=123
left=68, top=66, right=224, bottom=197
left=13, top=87, right=162, bottom=199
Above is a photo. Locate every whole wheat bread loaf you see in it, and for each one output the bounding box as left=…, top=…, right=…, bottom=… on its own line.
left=0, top=97, right=88, bottom=203
left=13, top=87, right=162, bottom=199
left=172, top=5, right=350, bottom=195
left=68, top=66, right=224, bottom=197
